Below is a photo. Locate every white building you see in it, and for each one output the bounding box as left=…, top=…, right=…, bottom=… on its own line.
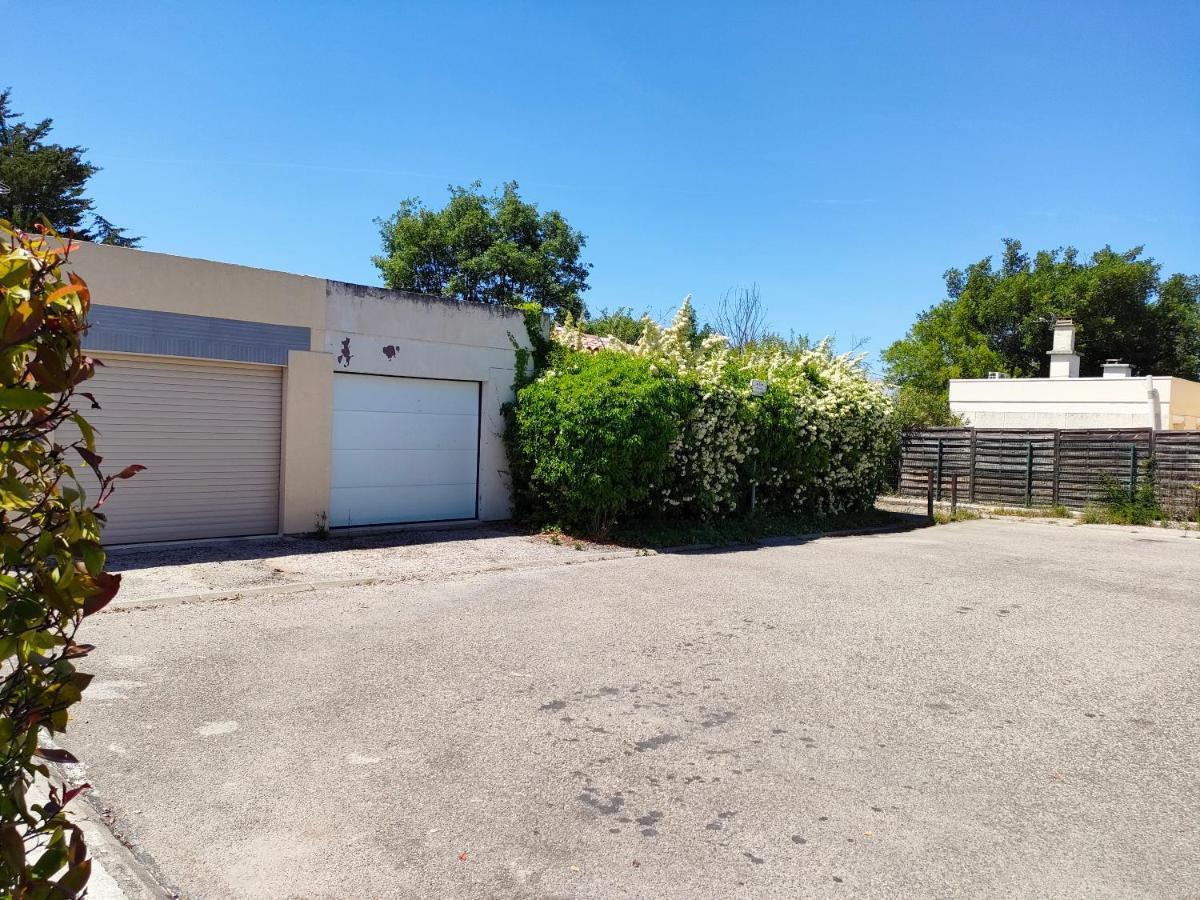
left=949, top=320, right=1200, bottom=431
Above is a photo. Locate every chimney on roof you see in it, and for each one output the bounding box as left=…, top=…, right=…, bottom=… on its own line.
left=1047, top=318, right=1079, bottom=378
left=1102, top=359, right=1132, bottom=379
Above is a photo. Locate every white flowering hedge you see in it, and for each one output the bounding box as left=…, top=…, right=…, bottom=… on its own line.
left=510, top=298, right=894, bottom=529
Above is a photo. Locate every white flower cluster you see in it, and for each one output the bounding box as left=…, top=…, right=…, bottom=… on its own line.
left=739, top=338, right=895, bottom=515
left=551, top=297, right=894, bottom=518
left=632, top=299, right=748, bottom=515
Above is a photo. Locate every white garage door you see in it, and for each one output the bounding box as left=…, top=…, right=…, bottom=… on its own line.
left=77, top=354, right=282, bottom=544
left=331, top=373, right=480, bottom=527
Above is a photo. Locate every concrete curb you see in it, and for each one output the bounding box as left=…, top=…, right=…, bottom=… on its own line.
left=69, top=790, right=175, bottom=899
left=34, top=745, right=174, bottom=899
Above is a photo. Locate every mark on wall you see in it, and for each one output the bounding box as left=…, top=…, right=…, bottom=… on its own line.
left=382, top=345, right=397, bottom=360
left=337, top=337, right=354, bottom=368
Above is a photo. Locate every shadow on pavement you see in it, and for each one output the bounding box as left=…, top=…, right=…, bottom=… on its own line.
left=106, top=522, right=523, bottom=572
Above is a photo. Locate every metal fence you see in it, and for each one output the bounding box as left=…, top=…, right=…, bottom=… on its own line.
left=898, top=427, right=1200, bottom=516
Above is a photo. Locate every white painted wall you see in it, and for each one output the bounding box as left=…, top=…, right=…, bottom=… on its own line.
left=949, top=376, right=1200, bottom=430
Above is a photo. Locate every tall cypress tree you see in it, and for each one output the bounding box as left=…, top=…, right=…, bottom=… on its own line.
left=0, top=89, right=139, bottom=246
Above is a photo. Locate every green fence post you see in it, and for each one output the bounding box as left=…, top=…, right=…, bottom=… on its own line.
left=936, top=439, right=944, bottom=502
left=968, top=428, right=977, bottom=502
left=1129, top=444, right=1138, bottom=503
left=1025, top=441, right=1033, bottom=507
left=1051, top=429, right=1061, bottom=506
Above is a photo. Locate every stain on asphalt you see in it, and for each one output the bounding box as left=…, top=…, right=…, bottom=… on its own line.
left=744, top=851, right=765, bottom=864
left=539, top=699, right=567, bottom=712
left=578, top=792, right=625, bottom=815
left=791, top=835, right=807, bottom=844
left=633, top=733, right=680, bottom=752
left=636, top=810, right=663, bottom=837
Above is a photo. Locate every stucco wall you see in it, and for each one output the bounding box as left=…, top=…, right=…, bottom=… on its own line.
left=324, top=281, right=533, bottom=521
left=947, top=376, right=1200, bottom=430
left=281, top=350, right=333, bottom=533
left=1166, top=377, right=1200, bottom=430
left=68, top=242, right=326, bottom=340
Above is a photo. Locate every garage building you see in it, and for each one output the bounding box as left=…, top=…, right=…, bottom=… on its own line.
left=68, top=243, right=537, bottom=544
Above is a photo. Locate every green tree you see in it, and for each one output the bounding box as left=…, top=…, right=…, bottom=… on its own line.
left=883, top=239, right=1200, bottom=426
left=0, top=90, right=140, bottom=246
left=580, top=306, right=648, bottom=345
left=373, top=181, right=590, bottom=321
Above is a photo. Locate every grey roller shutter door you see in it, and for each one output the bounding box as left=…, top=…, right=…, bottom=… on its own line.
left=76, top=354, right=282, bottom=544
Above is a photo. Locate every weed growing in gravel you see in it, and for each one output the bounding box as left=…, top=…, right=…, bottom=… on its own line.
left=934, top=509, right=981, bottom=524
left=988, top=505, right=1072, bottom=518
left=1080, top=476, right=1163, bottom=526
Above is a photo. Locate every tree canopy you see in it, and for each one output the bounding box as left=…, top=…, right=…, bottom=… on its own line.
left=0, top=89, right=139, bottom=246
left=373, top=180, right=590, bottom=321
left=580, top=306, right=648, bottom=345
left=882, top=239, right=1200, bottom=425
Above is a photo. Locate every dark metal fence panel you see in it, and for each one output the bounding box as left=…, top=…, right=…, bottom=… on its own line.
left=971, top=430, right=1057, bottom=506
left=1056, top=429, right=1152, bottom=509
left=898, top=427, right=1200, bottom=513
left=898, top=428, right=972, bottom=501
left=1153, top=431, right=1200, bottom=517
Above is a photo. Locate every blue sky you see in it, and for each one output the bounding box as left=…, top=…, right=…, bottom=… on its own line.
left=9, top=1, right=1198, bottom=367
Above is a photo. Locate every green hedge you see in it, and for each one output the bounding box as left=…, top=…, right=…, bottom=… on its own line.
left=511, top=352, right=688, bottom=531
left=507, top=301, right=895, bottom=532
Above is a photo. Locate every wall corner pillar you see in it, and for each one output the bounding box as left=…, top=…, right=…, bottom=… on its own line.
left=280, top=349, right=333, bottom=533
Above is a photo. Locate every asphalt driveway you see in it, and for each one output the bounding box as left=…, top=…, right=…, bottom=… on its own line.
left=64, top=520, right=1199, bottom=898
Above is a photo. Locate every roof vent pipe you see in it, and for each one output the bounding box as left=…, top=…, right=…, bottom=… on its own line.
left=1146, top=375, right=1162, bottom=430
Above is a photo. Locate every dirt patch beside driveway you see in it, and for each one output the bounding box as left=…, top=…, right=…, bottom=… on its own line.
left=108, top=526, right=639, bottom=605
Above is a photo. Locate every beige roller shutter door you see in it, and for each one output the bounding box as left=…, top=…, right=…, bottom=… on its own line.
left=77, top=354, right=282, bottom=544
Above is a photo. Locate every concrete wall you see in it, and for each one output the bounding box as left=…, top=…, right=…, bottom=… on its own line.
left=68, top=242, right=326, bottom=339
left=66, top=243, right=536, bottom=534
left=949, top=376, right=1200, bottom=430
left=1166, top=377, right=1200, bottom=430
left=281, top=350, right=333, bottom=533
